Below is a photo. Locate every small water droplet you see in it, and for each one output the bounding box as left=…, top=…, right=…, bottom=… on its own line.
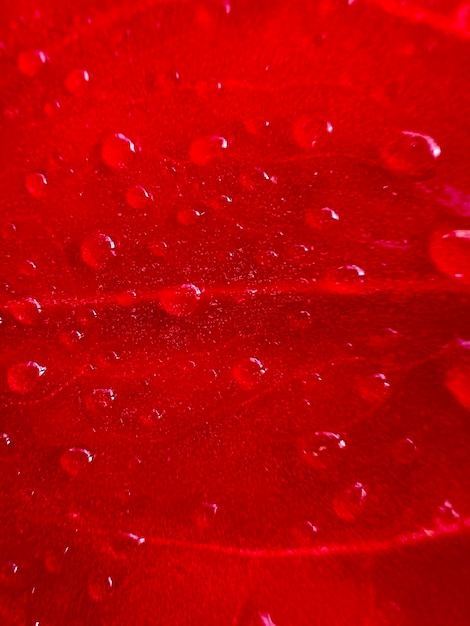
left=435, top=500, right=460, bottom=529
left=334, top=482, right=367, bottom=521
left=126, top=185, right=152, bottom=209
left=59, top=328, right=85, bottom=349
left=112, top=531, right=146, bottom=553
left=430, top=228, right=470, bottom=283
left=81, top=233, right=117, bottom=270
left=326, top=264, right=365, bottom=284
left=17, top=49, right=48, bottom=76
left=357, top=373, right=391, bottom=404
left=189, top=135, right=228, bottom=165
left=0, top=432, right=12, bottom=453
left=17, top=259, right=37, bottom=277
left=177, top=207, right=203, bottom=226
left=60, top=447, right=93, bottom=476
left=44, top=546, right=70, bottom=574
left=85, top=388, right=116, bottom=415
left=306, top=207, right=339, bottom=229
left=149, top=240, right=168, bottom=257
left=25, top=172, right=48, bottom=198
left=300, top=431, right=346, bottom=470
left=158, top=283, right=202, bottom=316
left=44, top=99, right=61, bottom=116
left=232, top=356, right=267, bottom=390
left=101, top=133, right=137, bottom=169
left=88, top=571, right=114, bottom=602
left=7, top=361, right=46, bottom=393
left=381, top=130, right=441, bottom=178
left=293, top=115, right=333, bottom=149
left=393, top=438, right=418, bottom=464
left=239, top=167, right=276, bottom=190
left=65, top=68, right=90, bottom=94
left=9, top=297, right=42, bottom=325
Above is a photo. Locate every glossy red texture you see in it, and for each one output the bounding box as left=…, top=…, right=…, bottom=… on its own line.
left=0, top=0, right=470, bottom=624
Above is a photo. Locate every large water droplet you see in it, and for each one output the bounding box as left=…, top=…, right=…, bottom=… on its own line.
left=380, top=130, right=441, bottom=178
left=17, top=49, right=48, bottom=76
left=126, top=185, right=152, bottom=209
left=25, top=172, right=48, bottom=198
left=158, top=284, right=202, bottom=316
left=101, top=133, right=137, bottom=168
left=9, top=297, right=42, bottom=325
left=7, top=361, right=46, bottom=393
left=189, top=135, right=228, bottom=165
left=60, top=447, right=93, bottom=476
left=81, top=233, right=117, bottom=270
left=334, top=482, right=367, bottom=521
left=65, top=69, right=90, bottom=95
left=232, top=356, right=267, bottom=390
left=430, top=229, right=470, bottom=283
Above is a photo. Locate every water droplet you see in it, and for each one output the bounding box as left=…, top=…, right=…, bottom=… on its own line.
left=149, top=240, right=168, bottom=257
left=59, top=328, right=85, bottom=349
left=305, top=207, right=339, bottom=229
left=9, top=297, right=42, bottom=325
left=430, top=229, right=470, bottom=283
left=81, top=233, right=117, bottom=270
left=101, top=133, right=137, bottom=169
left=126, top=185, right=152, bottom=209
left=65, top=68, right=90, bottom=94
left=85, top=388, right=116, bottom=415
left=44, top=99, right=61, bottom=116
left=232, top=356, right=267, bottom=390
left=25, top=172, right=47, bottom=198
left=0, top=432, right=12, bottom=453
left=158, top=283, right=202, bottom=316
left=44, top=546, right=70, bottom=574
left=177, top=208, right=203, bottom=226
left=88, top=571, right=114, bottom=602
left=60, top=447, right=93, bottom=476
left=357, top=373, right=391, bottom=404
left=334, top=482, right=367, bottom=521
left=326, top=264, right=365, bottom=284
left=239, top=167, right=276, bottom=190
left=445, top=362, right=470, bottom=410
left=17, top=49, right=48, bottom=76
left=7, top=361, right=46, bottom=394
left=116, top=290, right=137, bottom=307
left=393, top=438, right=417, bottom=464
left=195, top=502, right=218, bottom=530
left=0, top=561, right=20, bottom=586
left=435, top=500, right=460, bottom=529
left=17, top=259, right=37, bottom=277
left=293, top=115, right=333, bottom=149
left=189, top=135, right=228, bottom=165
left=380, top=130, right=441, bottom=178
left=112, top=531, right=146, bottom=553
left=300, top=431, right=346, bottom=470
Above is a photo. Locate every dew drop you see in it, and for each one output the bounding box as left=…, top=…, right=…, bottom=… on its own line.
left=357, top=372, right=391, bottom=404
left=112, top=531, right=146, bottom=553
left=7, top=361, right=46, bottom=394
left=17, top=49, right=48, bottom=76
left=300, top=431, right=346, bottom=470
left=149, top=240, right=169, bottom=257
left=60, top=447, right=93, bottom=476
left=232, top=356, right=267, bottom=390
left=306, top=207, right=339, bottom=229
left=9, top=297, right=42, bottom=325
left=116, top=290, right=137, bottom=307
left=380, top=130, right=441, bottom=178
left=430, top=229, right=470, bottom=283
left=88, top=571, right=114, bottom=602
left=189, top=135, right=228, bottom=165
left=85, top=388, right=116, bottom=415
left=126, top=185, right=152, bottom=209
left=293, top=115, right=333, bottom=149
left=435, top=500, right=460, bottom=529
left=59, top=328, right=85, bottom=349
left=101, top=133, right=137, bottom=169
left=18, top=259, right=37, bottom=277
left=445, top=362, right=470, bottom=410
left=25, top=172, right=47, bottom=198
left=393, top=437, right=417, bottom=464
left=334, top=482, right=367, bottom=521
left=44, top=546, right=70, bottom=574
left=65, top=68, right=90, bottom=95
left=0, top=432, right=12, bottom=453
left=158, top=283, right=202, bottom=316
left=326, top=264, right=365, bottom=284
left=177, top=208, right=203, bottom=226
left=81, top=233, right=117, bottom=270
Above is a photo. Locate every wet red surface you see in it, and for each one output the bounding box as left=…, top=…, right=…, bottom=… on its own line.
left=0, top=0, right=470, bottom=624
